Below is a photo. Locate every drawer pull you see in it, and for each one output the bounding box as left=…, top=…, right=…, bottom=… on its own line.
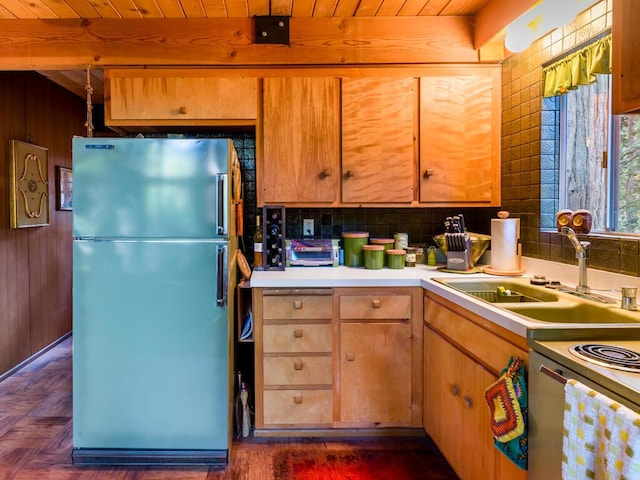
left=179, top=106, right=188, bottom=114
left=346, top=352, right=356, bottom=362
left=293, top=300, right=302, bottom=309
left=294, top=329, right=304, bottom=338
left=372, top=299, right=381, bottom=308
left=294, top=360, right=304, bottom=371
left=450, top=384, right=460, bottom=396
left=463, top=395, right=473, bottom=408
left=293, top=394, right=303, bottom=404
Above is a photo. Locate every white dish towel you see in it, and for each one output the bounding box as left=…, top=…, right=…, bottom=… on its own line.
left=563, top=379, right=640, bottom=479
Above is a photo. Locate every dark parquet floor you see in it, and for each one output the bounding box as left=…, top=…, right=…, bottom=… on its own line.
left=0, top=336, right=459, bottom=480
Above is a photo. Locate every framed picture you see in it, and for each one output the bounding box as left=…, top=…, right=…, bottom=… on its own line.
left=56, top=166, right=73, bottom=211
left=9, top=140, right=50, bottom=228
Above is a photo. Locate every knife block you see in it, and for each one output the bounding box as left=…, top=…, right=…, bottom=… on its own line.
left=446, top=235, right=472, bottom=271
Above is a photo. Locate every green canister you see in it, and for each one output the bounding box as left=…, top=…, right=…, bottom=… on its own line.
left=342, top=232, right=369, bottom=267
left=363, top=245, right=385, bottom=270
left=387, top=249, right=406, bottom=269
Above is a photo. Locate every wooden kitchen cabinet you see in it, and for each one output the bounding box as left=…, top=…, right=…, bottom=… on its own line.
left=419, top=66, right=501, bottom=206
left=255, top=289, right=334, bottom=429
left=612, top=0, right=640, bottom=114
left=104, top=69, right=257, bottom=127
left=423, top=292, right=527, bottom=480
left=338, top=292, right=413, bottom=426
left=253, top=286, right=423, bottom=435
left=260, top=77, right=341, bottom=206
left=341, top=77, right=417, bottom=204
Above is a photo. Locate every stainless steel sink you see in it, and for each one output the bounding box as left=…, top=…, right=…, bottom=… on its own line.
left=504, top=303, right=640, bottom=324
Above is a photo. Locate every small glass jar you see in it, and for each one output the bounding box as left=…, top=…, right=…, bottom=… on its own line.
left=414, top=246, right=425, bottom=265
left=393, top=233, right=408, bottom=250
left=405, top=247, right=416, bottom=267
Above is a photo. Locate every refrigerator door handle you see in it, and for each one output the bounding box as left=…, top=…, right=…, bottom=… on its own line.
left=217, top=244, right=228, bottom=307
left=216, top=174, right=228, bottom=236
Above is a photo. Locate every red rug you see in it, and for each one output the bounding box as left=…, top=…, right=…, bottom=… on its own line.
left=272, top=448, right=459, bottom=480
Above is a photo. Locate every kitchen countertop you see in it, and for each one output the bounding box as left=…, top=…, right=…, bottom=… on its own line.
left=249, top=258, right=640, bottom=339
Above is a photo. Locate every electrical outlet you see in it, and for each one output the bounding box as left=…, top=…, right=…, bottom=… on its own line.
left=303, top=219, right=314, bottom=237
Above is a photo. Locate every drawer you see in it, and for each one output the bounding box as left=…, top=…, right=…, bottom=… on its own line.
left=263, top=295, right=333, bottom=320
left=263, top=324, right=332, bottom=353
left=263, top=389, right=333, bottom=425
left=263, top=356, right=333, bottom=386
left=340, top=295, right=411, bottom=320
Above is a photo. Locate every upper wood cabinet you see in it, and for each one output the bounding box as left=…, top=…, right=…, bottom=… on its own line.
left=104, top=69, right=257, bottom=127
left=612, top=0, right=640, bottom=114
left=260, top=77, right=341, bottom=206
left=341, top=77, right=417, bottom=204
left=419, top=66, right=501, bottom=206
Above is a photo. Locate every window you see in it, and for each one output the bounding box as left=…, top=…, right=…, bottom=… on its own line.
left=550, top=76, right=640, bottom=235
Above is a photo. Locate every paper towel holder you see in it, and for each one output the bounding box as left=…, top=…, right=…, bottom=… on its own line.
left=483, top=211, right=524, bottom=277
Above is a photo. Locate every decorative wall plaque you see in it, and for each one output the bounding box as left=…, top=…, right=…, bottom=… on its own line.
left=9, top=140, right=50, bottom=228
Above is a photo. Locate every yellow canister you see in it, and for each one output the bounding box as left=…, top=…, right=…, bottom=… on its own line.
left=342, top=232, right=369, bottom=267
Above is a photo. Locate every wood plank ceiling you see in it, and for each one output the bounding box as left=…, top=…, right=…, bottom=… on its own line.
left=0, top=0, right=492, bottom=20
left=0, top=0, right=538, bottom=101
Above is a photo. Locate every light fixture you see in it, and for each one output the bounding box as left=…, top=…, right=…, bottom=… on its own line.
left=504, top=0, right=600, bottom=53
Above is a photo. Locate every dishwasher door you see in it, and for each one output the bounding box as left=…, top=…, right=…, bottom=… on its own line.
left=528, top=350, right=632, bottom=480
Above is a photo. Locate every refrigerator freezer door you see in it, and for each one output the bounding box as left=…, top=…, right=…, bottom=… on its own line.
left=72, top=138, right=232, bottom=239
left=72, top=239, right=229, bottom=450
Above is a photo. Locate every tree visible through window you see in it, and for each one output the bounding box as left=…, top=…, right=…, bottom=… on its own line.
left=556, top=75, right=640, bottom=235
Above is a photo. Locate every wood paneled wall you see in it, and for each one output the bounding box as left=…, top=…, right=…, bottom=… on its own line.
left=0, top=72, right=85, bottom=376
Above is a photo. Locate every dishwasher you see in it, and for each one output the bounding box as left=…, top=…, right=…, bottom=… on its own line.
left=529, top=339, right=640, bottom=479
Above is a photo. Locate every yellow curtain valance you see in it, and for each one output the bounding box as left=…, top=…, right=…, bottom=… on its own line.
left=542, top=34, right=612, bottom=97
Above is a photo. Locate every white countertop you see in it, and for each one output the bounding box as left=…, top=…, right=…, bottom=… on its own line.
left=249, top=258, right=640, bottom=339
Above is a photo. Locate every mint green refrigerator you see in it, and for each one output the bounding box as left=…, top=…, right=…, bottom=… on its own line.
left=71, top=138, right=238, bottom=466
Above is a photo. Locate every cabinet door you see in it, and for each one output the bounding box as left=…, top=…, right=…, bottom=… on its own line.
left=424, top=327, right=464, bottom=477
left=419, top=68, right=500, bottom=205
left=261, top=77, right=340, bottom=205
left=106, top=73, right=257, bottom=125
left=340, top=322, right=412, bottom=425
left=342, top=77, right=416, bottom=204
left=612, top=0, right=640, bottom=114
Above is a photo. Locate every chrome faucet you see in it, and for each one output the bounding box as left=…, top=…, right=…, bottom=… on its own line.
left=561, top=226, right=591, bottom=294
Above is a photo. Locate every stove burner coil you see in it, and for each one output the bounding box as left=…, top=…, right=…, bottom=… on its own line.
left=569, top=344, right=640, bottom=372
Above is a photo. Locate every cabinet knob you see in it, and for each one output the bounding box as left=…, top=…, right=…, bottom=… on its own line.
left=423, top=169, right=434, bottom=178
left=293, top=300, right=302, bottom=309
left=294, top=360, right=304, bottom=371
left=450, top=384, right=460, bottom=396
left=319, top=169, right=332, bottom=179
left=344, top=170, right=354, bottom=179
left=463, top=395, right=473, bottom=408
left=294, top=329, right=304, bottom=338
left=293, top=394, right=303, bottom=404
left=179, top=106, right=188, bottom=115
left=371, top=299, right=381, bottom=308
left=346, top=352, right=356, bottom=362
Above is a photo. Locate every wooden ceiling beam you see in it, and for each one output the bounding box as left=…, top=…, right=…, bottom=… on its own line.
left=0, top=16, right=480, bottom=69
left=473, top=0, right=538, bottom=50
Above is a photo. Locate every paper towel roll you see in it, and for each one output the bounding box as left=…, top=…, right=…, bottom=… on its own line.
left=491, top=218, right=519, bottom=271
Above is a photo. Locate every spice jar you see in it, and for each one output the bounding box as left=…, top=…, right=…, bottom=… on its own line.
left=414, top=246, right=425, bottom=265
left=405, top=247, right=416, bottom=267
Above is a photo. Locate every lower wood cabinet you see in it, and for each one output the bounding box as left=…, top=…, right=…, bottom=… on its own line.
left=339, top=292, right=413, bottom=426
left=253, top=286, right=423, bottom=433
left=423, top=292, right=528, bottom=480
